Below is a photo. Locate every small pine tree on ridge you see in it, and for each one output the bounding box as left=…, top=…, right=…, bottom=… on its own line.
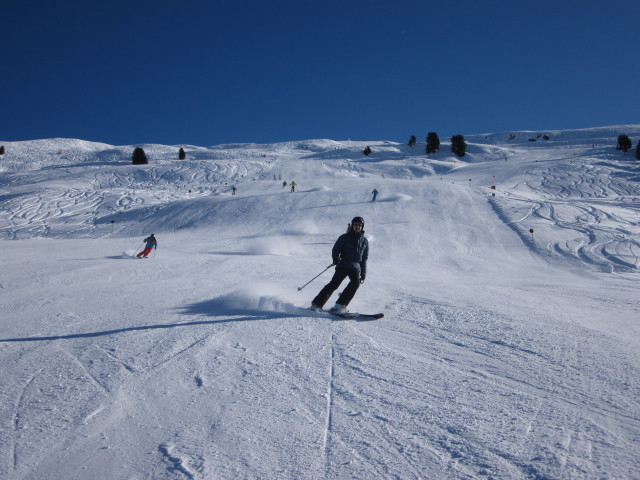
left=132, top=147, right=148, bottom=165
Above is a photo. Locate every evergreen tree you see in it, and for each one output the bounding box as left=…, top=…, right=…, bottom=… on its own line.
left=0, top=146, right=4, bottom=155
left=363, top=146, right=372, bottom=156
left=408, top=136, right=417, bottom=148
left=451, top=135, right=466, bottom=157
left=132, top=147, right=148, bottom=165
left=179, top=148, right=186, bottom=160
left=617, top=135, right=632, bottom=152
left=426, top=132, right=440, bottom=154
left=636, top=140, right=640, bottom=160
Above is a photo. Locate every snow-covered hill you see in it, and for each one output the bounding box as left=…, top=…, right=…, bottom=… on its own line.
left=1, top=126, right=639, bottom=479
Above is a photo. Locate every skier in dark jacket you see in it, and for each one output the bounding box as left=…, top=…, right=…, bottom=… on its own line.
left=311, top=217, right=368, bottom=314
left=136, top=234, right=157, bottom=258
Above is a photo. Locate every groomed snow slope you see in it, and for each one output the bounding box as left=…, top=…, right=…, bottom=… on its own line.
left=0, top=127, right=639, bottom=479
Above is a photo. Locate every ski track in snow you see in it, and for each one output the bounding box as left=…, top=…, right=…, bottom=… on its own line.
left=323, top=334, right=337, bottom=476
left=0, top=129, right=639, bottom=479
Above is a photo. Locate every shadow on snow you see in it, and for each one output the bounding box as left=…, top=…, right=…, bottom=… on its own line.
left=0, top=300, right=309, bottom=343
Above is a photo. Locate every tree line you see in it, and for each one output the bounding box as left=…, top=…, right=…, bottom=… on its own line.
left=131, top=147, right=186, bottom=164
left=117, top=136, right=640, bottom=164
left=406, top=132, right=465, bottom=157
left=1, top=134, right=638, bottom=164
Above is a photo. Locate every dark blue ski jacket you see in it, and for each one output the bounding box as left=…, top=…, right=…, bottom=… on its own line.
left=332, top=230, right=368, bottom=278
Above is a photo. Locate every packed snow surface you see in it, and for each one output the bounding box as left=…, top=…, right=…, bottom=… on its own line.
left=1, top=126, right=639, bottom=479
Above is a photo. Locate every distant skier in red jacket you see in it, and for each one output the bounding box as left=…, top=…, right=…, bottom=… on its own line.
left=137, top=234, right=157, bottom=258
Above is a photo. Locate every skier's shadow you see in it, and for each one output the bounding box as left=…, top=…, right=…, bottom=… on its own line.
left=0, top=301, right=294, bottom=343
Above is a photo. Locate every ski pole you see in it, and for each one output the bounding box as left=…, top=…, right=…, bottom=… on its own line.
left=297, top=264, right=334, bottom=291
left=132, top=241, right=143, bottom=256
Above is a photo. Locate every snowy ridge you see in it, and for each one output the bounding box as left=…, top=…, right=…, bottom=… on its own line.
left=1, top=126, right=639, bottom=479
left=3, top=127, right=638, bottom=272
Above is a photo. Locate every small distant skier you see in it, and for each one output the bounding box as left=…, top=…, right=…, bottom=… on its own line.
left=290, top=181, right=297, bottom=193
left=282, top=181, right=287, bottom=188
left=310, top=216, right=368, bottom=314
left=231, top=185, right=237, bottom=195
left=371, top=188, right=379, bottom=202
left=137, top=234, right=157, bottom=258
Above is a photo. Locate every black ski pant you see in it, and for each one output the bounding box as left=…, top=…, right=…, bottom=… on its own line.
left=312, top=266, right=360, bottom=308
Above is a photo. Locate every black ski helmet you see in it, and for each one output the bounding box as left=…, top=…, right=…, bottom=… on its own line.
left=349, top=216, right=365, bottom=232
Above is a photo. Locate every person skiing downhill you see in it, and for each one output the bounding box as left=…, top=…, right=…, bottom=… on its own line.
left=137, top=234, right=157, bottom=258
left=371, top=188, right=379, bottom=201
left=311, top=216, right=368, bottom=314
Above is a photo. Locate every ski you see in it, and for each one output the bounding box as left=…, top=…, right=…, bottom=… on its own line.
left=331, top=312, right=384, bottom=321
left=308, top=308, right=383, bottom=320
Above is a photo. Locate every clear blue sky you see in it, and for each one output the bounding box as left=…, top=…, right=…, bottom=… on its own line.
left=2, top=0, right=638, bottom=146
